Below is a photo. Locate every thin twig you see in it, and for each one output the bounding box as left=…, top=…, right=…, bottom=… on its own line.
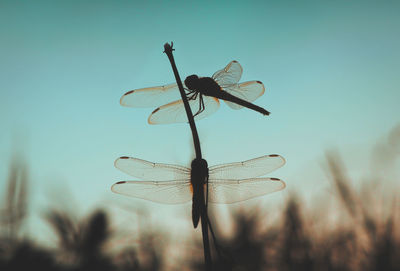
left=163, top=42, right=212, bottom=270
left=163, top=42, right=202, bottom=160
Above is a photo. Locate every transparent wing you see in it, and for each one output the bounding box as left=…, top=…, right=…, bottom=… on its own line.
left=223, top=81, right=266, bottom=110
left=148, top=95, right=220, bottom=125
left=120, top=83, right=183, bottom=108
left=207, top=177, right=285, bottom=204
left=114, top=156, right=190, bottom=181
left=111, top=180, right=192, bottom=204
left=209, top=155, right=285, bottom=180
left=212, top=61, right=243, bottom=86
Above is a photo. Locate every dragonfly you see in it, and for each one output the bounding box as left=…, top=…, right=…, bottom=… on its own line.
left=111, top=154, right=286, bottom=228
left=120, top=61, right=270, bottom=124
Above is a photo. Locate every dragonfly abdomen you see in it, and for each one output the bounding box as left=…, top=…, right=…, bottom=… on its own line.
left=192, top=186, right=204, bottom=228
left=219, top=90, right=270, bottom=116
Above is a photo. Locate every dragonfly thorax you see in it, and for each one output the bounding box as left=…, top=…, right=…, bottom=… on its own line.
left=185, top=75, right=221, bottom=96
left=190, top=158, right=208, bottom=186
left=190, top=158, right=209, bottom=228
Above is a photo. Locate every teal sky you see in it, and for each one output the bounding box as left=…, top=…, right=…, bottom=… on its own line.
left=1, top=0, right=399, bottom=236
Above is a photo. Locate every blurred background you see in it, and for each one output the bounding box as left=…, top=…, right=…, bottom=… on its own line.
left=1, top=0, right=399, bottom=270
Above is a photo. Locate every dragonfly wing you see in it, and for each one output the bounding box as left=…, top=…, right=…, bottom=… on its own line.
left=120, top=83, right=182, bottom=108
left=115, top=156, right=190, bottom=181
left=223, top=81, right=265, bottom=110
left=212, top=61, right=243, bottom=86
left=209, top=155, right=285, bottom=179
left=111, top=180, right=192, bottom=204
left=148, top=95, right=220, bottom=125
left=207, top=177, right=285, bottom=204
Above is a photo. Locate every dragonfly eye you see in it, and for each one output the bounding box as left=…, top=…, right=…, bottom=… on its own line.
left=184, top=75, right=199, bottom=90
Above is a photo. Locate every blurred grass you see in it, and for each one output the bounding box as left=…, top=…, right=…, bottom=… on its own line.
left=1, top=128, right=399, bottom=270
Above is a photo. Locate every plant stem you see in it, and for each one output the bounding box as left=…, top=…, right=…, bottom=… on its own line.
left=163, top=42, right=212, bottom=271
left=163, top=43, right=202, bottom=160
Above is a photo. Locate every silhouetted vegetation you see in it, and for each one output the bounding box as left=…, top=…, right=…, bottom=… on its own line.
left=1, top=135, right=399, bottom=270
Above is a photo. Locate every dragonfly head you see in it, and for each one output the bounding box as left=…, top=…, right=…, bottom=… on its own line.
left=184, top=75, right=199, bottom=90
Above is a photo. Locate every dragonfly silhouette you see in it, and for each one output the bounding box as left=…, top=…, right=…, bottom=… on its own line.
left=120, top=61, right=270, bottom=124
left=112, top=154, right=285, bottom=228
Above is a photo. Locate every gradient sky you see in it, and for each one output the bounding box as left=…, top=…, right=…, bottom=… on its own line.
left=1, top=0, right=399, bottom=239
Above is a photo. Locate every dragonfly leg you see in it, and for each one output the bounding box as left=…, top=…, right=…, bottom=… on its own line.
left=199, top=94, right=205, bottom=113
left=193, top=94, right=205, bottom=117
left=186, top=90, right=198, bottom=101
